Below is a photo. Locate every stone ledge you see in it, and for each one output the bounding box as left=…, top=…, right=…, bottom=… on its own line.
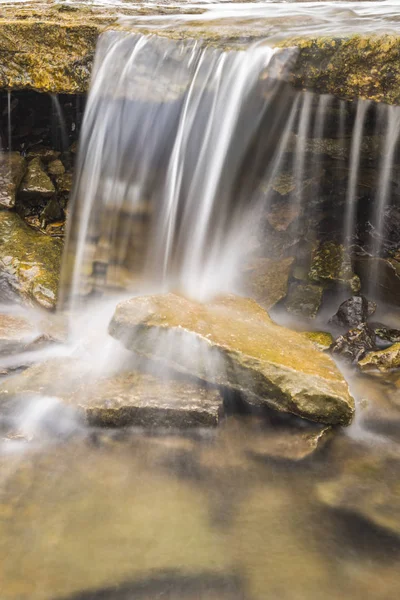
left=1, top=4, right=400, bottom=104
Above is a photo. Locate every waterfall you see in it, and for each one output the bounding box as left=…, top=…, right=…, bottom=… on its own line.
left=60, top=30, right=400, bottom=312
left=60, top=32, right=297, bottom=306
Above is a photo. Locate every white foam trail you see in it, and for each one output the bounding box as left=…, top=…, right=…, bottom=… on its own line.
left=343, top=99, right=370, bottom=250
left=368, top=104, right=400, bottom=296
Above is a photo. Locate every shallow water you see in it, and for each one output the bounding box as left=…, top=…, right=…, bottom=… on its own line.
left=1, top=0, right=400, bottom=598
left=1, top=412, right=400, bottom=600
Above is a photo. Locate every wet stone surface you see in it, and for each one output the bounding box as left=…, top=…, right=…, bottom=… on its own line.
left=0, top=211, right=62, bottom=309
left=0, top=152, right=26, bottom=209
left=109, top=293, right=355, bottom=426
left=0, top=358, right=224, bottom=429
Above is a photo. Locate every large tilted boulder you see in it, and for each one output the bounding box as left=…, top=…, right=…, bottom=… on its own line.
left=109, top=293, right=355, bottom=426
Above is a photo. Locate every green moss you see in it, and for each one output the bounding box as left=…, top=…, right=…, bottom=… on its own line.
left=280, top=35, right=400, bottom=105
left=0, top=211, right=62, bottom=309
left=303, top=331, right=334, bottom=351
left=309, top=241, right=361, bottom=292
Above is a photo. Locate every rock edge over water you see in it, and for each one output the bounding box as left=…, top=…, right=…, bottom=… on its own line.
left=1, top=4, right=400, bottom=104
left=109, top=293, right=355, bottom=426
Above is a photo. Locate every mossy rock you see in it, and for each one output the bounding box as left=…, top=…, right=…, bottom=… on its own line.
left=359, top=343, right=400, bottom=372
left=281, top=35, right=400, bottom=105
left=19, top=157, right=55, bottom=200
left=309, top=241, right=361, bottom=292
left=0, top=211, right=62, bottom=309
left=0, top=152, right=26, bottom=209
left=1, top=6, right=400, bottom=104
left=285, top=283, right=323, bottom=319
left=302, top=331, right=334, bottom=351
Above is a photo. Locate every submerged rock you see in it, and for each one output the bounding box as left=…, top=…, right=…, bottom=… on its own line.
left=330, top=324, right=376, bottom=364
left=359, top=343, right=400, bottom=372
left=309, top=241, right=360, bottom=292
left=0, top=211, right=62, bottom=309
left=109, top=293, right=355, bottom=426
left=316, top=448, right=400, bottom=540
left=0, top=152, right=26, bottom=209
left=211, top=416, right=332, bottom=465
left=19, top=157, right=55, bottom=200
left=285, top=283, right=323, bottom=319
left=330, top=295, right=376, bottom=328
left=0, top=359, right=224, bottom=428
left=244, top=422, right=332, bottom=462
left=242, top=256, right=294, bottom=310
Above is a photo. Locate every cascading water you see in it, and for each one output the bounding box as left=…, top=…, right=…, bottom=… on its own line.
left=60, top=32, right=298, bottom=306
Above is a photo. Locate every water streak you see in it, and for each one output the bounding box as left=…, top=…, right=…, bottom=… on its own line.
left=61, top=32, right=296, bottom=306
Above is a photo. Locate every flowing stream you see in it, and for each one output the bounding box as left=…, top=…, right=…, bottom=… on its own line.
left=2, top=8, right=400, bottom=600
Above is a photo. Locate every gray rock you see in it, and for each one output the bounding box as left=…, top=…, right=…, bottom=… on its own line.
left=330, top=324, right=376, bottom=364
left=285, top=283, right=323, bottom=318
left=330, top=295, right=377, bottom=328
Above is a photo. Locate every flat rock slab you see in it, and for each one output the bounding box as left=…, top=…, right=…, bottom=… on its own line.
left=0, top=358, right=224, bottom=428
left=76, top=371, right=223, bottom=428
left=0, top=313, right=36, bottom=354
left=109, top=293, right=355, bottom=426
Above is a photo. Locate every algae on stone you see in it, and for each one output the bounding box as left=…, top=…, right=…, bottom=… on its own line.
left=302, top=331, right=334, bottom=351
left=309, top=241, right=361, bottom=292
left=0, top=211, right=62, bottom=309
left=359, top=343, right=400, bottom=372
left=282, top=35, right=400, bottom=105
left=109, top=293, right=355, bottom=426
left=0, top=152, right=26, bottom=209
